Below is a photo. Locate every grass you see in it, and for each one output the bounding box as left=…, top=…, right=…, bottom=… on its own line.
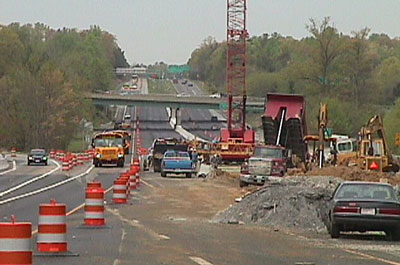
left=148, top=79, right=177, bottom=94
left=67, top=137, right=88, bottom=152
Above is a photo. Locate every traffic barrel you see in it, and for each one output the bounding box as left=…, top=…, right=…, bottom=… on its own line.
left=119, top=174, right=130, bottom=198
left=50, top=150, right=56, bottom=159
left=68, top=156, right=73, bottom=171
left=11, top=148, right=16, bottom=158
left=112, top=179, right=127, bottom=204
left=0, top=216, right=32, bottom=265
left=130, top=174, right=137, bottom=191
left=37, top=200, right=68, bottom=253
left=84, top=187, right=106, bottom=226
left=62, top=158, right=69, bottom=172
left=77, top=154, right=83, bottom=165
left=72, top=155, right=78, bottom=167
left=87, top=181, right=102, bottom=189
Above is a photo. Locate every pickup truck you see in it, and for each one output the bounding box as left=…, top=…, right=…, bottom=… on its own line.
left=240, top=145, right=287, bottom=187
left=161, top=150, right=198, bottom=178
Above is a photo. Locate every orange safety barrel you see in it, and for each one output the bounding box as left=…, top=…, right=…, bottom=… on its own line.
left=87, top=181, right=102, bottom=189
left=37, top=200, right=67, bottom=253
left=0, top=216, right=32, bottom=265
left=112, top=179, right=127, bottom=204
left=85, top=187, right=106, bottom=226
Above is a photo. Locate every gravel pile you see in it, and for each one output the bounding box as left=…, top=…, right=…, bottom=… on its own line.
left=213, top=176, right=342, bottom=232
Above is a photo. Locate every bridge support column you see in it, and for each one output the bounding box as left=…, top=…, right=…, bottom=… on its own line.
left=175, top=108, right=181, bottom=127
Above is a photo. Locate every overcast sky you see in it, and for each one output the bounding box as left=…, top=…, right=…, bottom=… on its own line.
left=1, top=0, right=400, bottom=65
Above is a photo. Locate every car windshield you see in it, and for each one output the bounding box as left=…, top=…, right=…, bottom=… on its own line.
left=94, top=138, right=124, bottom=147
left=335, top=183, right=397, bottom=201
left=31, top=149, right=45, bottom=155
left=254, top=147, right=283, bottom=159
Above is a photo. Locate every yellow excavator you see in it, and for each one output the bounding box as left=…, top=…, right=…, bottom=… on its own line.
left=357, top=115, right=399, bottom=172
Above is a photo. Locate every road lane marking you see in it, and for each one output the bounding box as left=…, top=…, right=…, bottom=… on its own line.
left=106, top=207, right=168, bottom=240
left=344, top=249, right=400, bottom=265
left=0, top=165, right=94, bottom=205
left=0, top=160, right=16, bottom=176
left=189, top=256, right=214, bottom=265
left=141, top=179, right=155, bottom=189
left=0, top=160, right=60, bottom=197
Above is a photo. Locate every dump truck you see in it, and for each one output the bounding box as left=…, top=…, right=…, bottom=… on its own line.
left=92, top=131, right=127, bottom=167
left=262, top=93, right=308, bottom=166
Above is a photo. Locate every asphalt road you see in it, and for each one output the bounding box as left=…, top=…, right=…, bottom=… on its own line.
left=173, top=81, right=225, bottom=141
left=17, top=170, right=399, bottom=265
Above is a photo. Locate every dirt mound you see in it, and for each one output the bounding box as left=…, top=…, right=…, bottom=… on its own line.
left=291, top=166, right=400, bottom=185
left=213, top=176, right=342, bottom=232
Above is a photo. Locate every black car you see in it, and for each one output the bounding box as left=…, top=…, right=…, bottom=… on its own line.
left=328, top=181, right=400, bottom=240
left=27, top=149, right=48, bottom=166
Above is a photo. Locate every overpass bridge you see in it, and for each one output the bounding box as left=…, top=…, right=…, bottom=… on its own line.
left=88, top=93, right=265, bottom=113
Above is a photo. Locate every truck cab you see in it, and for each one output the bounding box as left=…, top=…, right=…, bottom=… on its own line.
left=240, top=145, right=287, bottom=187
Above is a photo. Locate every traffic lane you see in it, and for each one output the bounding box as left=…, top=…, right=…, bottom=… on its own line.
left=137, top=107, right=169, bottom=122
left=0, top=156, right=58, bottom=195
left=0, top=165, right=125, bottom=231
left=113, top=173, right=391, bottom=265
left=175, top=82, right=204, bottom=96
left=139, top=130, right=182, bottom=148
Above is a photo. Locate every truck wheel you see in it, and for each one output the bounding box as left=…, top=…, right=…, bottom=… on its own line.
left=186, top=173, right=192, bottom=178
left=161, top=172, right=167, bottom=178
left=27, top=162, right=30, bottom=166
left=239, top=180, right=248, bottom=188
left=329, top=223, right=340, bottom=238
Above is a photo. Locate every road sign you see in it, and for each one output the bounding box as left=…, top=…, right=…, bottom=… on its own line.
left=396, top=133, right=400, bottom=147
left=169, top=65, right=190, bottom=74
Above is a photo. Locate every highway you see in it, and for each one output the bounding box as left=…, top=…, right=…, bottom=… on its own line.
left=1, top=78, right=399, bottom=265
left=173, top=80, right=226, bottom=141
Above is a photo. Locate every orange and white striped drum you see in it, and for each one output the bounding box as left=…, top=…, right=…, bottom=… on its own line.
left=85, top=187, right=106, bottom=226
left=130, top=174, right=137, bottom=191
left=0, top=216, right=32, bottom=265
left=112, top=179, right=127, bottom=204
left=87, top=181, right=102, bottom=189
left=37, top=200, right=68, bottom=252
left=119, top=175, right=130, bottom=198
left=62, top=158, right=69, bottom=172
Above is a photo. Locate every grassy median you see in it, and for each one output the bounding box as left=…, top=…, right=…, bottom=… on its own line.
left=148, top=79, right=177, bottom=94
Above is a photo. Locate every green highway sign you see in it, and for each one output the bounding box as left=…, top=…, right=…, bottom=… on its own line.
left=169, top=65, right=190, bottom=74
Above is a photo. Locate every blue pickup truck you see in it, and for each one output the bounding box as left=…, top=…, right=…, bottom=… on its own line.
left=160, top=150, right=198, bottom=178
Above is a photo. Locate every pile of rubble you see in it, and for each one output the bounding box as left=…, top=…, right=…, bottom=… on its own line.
left=213, top=176, right=342, bottom=232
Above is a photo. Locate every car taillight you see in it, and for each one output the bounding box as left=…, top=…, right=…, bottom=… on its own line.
left=334, top=206, right=359, bottom=213
left=379, top=208, right=400, bottom=215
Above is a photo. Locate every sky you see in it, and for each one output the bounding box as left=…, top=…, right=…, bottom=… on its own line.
left=1, top=0, right=400, bottom=65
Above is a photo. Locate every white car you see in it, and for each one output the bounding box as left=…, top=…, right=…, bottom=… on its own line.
left=177, top=93, right=190, bottom=98
left=209, top=93, right=221, bottom=98
left=124, top=114, right=131, bottom=120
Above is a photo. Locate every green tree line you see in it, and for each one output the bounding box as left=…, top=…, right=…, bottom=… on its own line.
left=0, top=23, right=129, bottom=151
left=188, top=17, right=400, bottom=152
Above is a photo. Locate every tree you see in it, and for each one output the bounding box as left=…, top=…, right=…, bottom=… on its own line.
left=306, top=17, right=342, bottom=91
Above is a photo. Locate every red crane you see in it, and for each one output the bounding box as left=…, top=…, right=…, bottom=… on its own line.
left=221, top=0, right=254, bottom=145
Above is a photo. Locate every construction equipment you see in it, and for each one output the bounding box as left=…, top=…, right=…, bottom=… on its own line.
left=218, top=0, right=254, bottom=162
left=91, top=131, right=127, bottom=167
left=262, top=93, right=308, bottom=167
left=357, top=115, right=399, bottom=172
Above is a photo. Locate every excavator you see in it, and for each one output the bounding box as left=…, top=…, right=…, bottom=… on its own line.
left=357, top=115, right=399, bottom=172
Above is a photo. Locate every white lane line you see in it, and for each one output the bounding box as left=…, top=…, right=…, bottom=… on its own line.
left=0, top=165, right=94, bottom=205
left=344, top=249, right=400, bottom=265
left=0, top=160, right=16, bottom=176
left=141, top=179, right=155, bottom=189
left=0, top=160, right=61, bottom=198
left=189, top=256, right=214, bottom=265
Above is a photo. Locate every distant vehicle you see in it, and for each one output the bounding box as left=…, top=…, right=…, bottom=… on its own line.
left=92, top=131, right=127, bottom=167
left=328, top=182, right=400, bottom=240
left=177, top=93, right=190, bottom=98
left=240, top=145, right=287, bottom=187
left=188, top=83, right=193, bottom=87
left=160, top=150, right=198, bottom=178
left=173, top=78, right=178, bottom=84
left=211, top=125, right=219, bottom=131
left=209, top=93, right=221, bottom=98
left=28, top=149, right=48, bottom=166
left=132, top=74, right=139, bottom=80
left=122, top=83, right=130, bottom=89
left=151, top=138, right=189, bottom=172
left=182, top=80, right=188, bottom=85
left=124, top=114, right=131, bottom=120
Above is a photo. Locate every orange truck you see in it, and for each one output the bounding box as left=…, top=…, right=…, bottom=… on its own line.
left=92, top=131, right=127, bottom=167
